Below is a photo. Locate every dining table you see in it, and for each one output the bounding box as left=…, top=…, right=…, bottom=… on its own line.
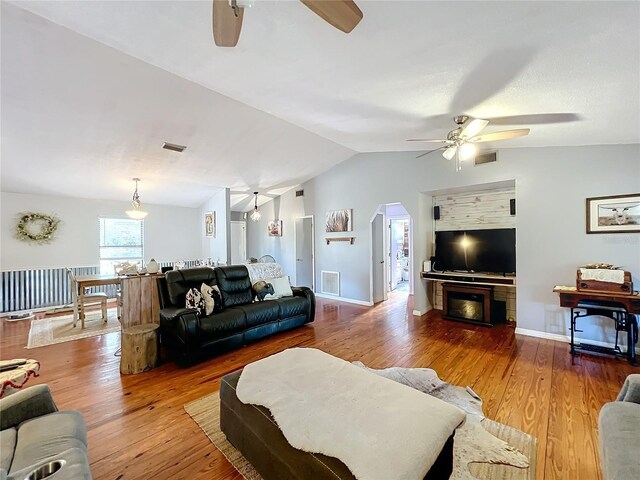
left=74, top=273, right=121, bottom=324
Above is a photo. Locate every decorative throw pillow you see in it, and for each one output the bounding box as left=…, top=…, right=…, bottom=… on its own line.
left=252, top=281, right=275, bottom=302
left=264, top=276, right=293, bottom=300
left=185, top=287, right=205, bottom=315
left=201, top=283, right=223, bottom=315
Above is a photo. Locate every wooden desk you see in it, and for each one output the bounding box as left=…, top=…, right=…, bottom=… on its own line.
left=554, top=286, right=639, bottom=366
left=75, top=274, right=121, bottom=324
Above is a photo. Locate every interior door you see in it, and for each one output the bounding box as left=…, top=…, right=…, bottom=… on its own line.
left=295, top=217, right=314, bottom=289
left=372, top=213, right=385, bottom=303
left=230, top=221, right=246, bottom=265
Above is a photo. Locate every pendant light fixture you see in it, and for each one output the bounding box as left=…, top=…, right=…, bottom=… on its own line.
left=125, top=178, right=148, bottom=220
left=250, top=191, right=261, bottom=222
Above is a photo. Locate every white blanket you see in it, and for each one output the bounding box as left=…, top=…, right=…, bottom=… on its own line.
left=579, top=268, right=624, bottom=284
left=236, top=348, right=466, bottom=480
left=245, top=262, right=284, bottom=285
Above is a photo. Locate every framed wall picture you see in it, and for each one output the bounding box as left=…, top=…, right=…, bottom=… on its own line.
left=586, top=193, right=640, bottom=234
left=268, top=219, right=283, bottom=236
left=205, top=211, right=216, bottom=238
left=325, top=209, right=352, bottom=232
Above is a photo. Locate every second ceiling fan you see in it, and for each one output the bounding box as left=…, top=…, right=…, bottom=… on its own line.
left=407, top=116, right=530, bottom=171
left=212, top=0, right=363, bottom=47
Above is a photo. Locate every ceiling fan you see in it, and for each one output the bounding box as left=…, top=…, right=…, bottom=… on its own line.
left=407, top=115, right=530, bottom=171
left=212, top=0, right=363, bottom=47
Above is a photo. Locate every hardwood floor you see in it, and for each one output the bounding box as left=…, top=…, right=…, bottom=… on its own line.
left=1, top=293, right=636, bottom=480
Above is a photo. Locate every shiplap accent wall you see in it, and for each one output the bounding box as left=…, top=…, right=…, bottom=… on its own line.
left=434, top=187, right=515, bottom=231
left=432, top=186, right=517, bottom=322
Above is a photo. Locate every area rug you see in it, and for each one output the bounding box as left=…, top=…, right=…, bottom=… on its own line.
left=184, top=367, right=536, bottom=480
left=353, top=362, right=536, bottom=480
left=26, top=308, right=120, bottom=348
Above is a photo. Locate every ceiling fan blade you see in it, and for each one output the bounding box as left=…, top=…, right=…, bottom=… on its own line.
left=471, top=128, right=530, bottom=143
left=406, top=139, right=449, bottom=143
left=442, top=145, right=457, bottom=160
left=300, top=0, right=363, bottom=33
left=416, top=146, right=447, bottom=159
left=212, top=0, right=244, bottom=47
left=485, top=113, right=582, bottom=125
left=460, top=118, right=489, bottom=139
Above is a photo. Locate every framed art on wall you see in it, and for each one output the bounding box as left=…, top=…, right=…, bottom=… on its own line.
left=325, top=209, right=352, bottom=232
left=586, top=193, right=640, bottom=233
left=205, top=211, right=216, bottom=238
left=268, top=220, right=283, bottom=236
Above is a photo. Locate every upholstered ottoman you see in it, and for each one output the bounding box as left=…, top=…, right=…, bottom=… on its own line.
left=220, top=369, right=456, bottom=480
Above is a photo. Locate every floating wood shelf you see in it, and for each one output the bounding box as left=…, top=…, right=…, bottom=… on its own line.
left=326, top=237, right=355, bottom=245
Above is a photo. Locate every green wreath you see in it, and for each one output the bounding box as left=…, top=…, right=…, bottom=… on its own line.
left=16, top=212, right=61, bottom=244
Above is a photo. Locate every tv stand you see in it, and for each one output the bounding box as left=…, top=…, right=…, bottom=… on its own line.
left=421, top=271, right=516, bottom=287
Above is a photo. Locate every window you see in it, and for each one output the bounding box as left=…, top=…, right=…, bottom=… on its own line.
left=99, top=217, right=144, bottom=274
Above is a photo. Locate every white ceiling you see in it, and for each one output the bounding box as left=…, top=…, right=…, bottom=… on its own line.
left=2, top=1, right=639, bottom=208
left=0, top=3, right=354, bottom=209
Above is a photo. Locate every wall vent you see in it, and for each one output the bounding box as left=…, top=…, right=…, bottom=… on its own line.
left=162, top=142, right=187, bottom=153
left=474, top=151, right=497, bottom=166
left=296, top=189, right=304, bottom=197
left=320, top=271, right=340, bottom=296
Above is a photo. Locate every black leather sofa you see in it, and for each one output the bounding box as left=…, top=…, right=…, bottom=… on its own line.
left=157, top=265, right=315, bottom=365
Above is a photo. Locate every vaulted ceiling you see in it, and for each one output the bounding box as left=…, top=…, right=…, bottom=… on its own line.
left=2, top=1, right=639, bottom=209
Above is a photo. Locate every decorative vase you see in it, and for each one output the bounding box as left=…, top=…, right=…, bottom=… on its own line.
left=147, top=258, right=159, bottom=274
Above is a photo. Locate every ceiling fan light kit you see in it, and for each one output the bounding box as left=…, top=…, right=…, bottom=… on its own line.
left=409, top=115, right=532, bottom=172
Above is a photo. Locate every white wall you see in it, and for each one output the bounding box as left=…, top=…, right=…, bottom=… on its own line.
left=200, top=188, right=230, bottom=265
left=247, top=143, right=640, bottom=343
left=246, top=188, right=305, bottom=280
left=1, top=191, right=201, bottom=270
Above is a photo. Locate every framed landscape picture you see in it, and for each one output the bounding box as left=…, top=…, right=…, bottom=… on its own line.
left=205, top=211, right=215, bottom=238
left=586, top=193, right=640, bottom=234
left=325, top=209, right=352, bottom=232
left=268, top=219, right=282, bottom=237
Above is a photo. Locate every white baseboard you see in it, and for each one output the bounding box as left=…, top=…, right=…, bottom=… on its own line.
left=314, top=293, right=373, bottom=307
left=412, top=309, right=428, bottom=317
left=515, top=327, right=624, bottom=351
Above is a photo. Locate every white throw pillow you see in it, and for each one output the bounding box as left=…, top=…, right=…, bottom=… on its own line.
left=264, top=276, right=293, bottom=300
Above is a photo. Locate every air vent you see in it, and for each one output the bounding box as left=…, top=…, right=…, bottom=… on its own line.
left=296, top=189, right=304, bottom=197
left=162, top=142, right=187, bottom=153
left=321, top=271, right=340, bottom=296
left=474, top=151, right=497, bottom=166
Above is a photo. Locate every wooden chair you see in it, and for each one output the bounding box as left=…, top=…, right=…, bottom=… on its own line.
left=66, top=268, right=108, bottom=328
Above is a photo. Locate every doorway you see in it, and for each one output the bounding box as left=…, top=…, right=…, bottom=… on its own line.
left=294, top=216, right=315, bottom=290
left=388, top=217, right=410, bottom=294
left=370, top=203, right=413, bottom=304
left=230, top=221, right=246, bottom=265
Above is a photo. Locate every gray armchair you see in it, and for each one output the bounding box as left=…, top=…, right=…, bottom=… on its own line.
left=0, top=385, right=91, bottom=479
left=599, top=374, right=640, bottom=480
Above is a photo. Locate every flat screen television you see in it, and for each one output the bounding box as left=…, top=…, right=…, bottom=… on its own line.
left=433, top=228, right=516, bottom=274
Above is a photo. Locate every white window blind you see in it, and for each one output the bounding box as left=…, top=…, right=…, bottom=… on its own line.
left=99, top=217, right=144, bottom=274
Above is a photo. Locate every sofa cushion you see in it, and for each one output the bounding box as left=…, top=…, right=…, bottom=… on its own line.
left=216, top=266, right=253, bottom=307
left=273, top=296, right=309, bottom=318
left=165, top=267, right=217, bottom=306
left=10, top=411, right=87, bottom=473
left=0, top=428, right=16, bottom=472
left=230, top=302, right=279, bottom=328
left=199, top=309, right=247, bottom=339
left=599, top=401, right=640, bottom=480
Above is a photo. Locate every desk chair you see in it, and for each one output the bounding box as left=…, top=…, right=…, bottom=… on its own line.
left=66, top=268, right=108, bottom=328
